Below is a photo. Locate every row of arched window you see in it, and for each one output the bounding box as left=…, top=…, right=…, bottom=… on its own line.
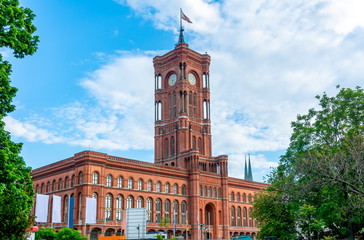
left=200, top=185, right=221, bottom=198
left=230, top=192, right=254, bottom=203
left=35, top=172, right=84, bottom=194
left=230, top=206, right=255, bottom=227
left=163, top=135, right=203, bottom=157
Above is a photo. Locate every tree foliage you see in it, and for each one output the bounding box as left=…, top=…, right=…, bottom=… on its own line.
left=0, top=0, right=39, bottom=239
left=35, top=228, right=87, bottom=240
left=253, top=86, right=364, bottom=240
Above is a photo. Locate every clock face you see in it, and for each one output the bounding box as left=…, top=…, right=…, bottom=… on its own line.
left=188, top=73, right=196, bottom=85
left=168, top=73, right=177, bottom=86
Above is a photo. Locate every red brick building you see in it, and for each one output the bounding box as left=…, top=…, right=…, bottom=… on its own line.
left=31, top=31, right=268, bottom=240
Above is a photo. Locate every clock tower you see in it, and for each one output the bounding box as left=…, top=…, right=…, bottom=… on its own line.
left=153, top=32, right=213, bottom=168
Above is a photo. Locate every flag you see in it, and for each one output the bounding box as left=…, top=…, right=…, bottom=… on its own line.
left=181, top=9, right=192, bottom=23
left=68, top=197, right=74, bottom=228
left=85, top=197, right=97, bottom=224
left=35, top=194, right=49, bottom=222
left=52, top=195, right=62, bottom=223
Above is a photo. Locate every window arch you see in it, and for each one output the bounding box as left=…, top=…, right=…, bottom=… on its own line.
left=156, top=199, right=162, bottom=223
left=237, top=206, right=242, bottom=226
left=248, top=194, right=252, bottom=203
left=128, top=177, right=134, bottom=189
left=138, top=179, right=143, bottom=190
left=192, top=136, right=196, bottom=150
left=65, top=177, right=69, bottom=188
left=147, top=180, right=153, bottom=191
left=79, top=171, right=83, bottom=184
left=171, top=136, right=175, bottom=155
left=63, top=195, right=69, bottom=222
left=126, top=195, right=134, bottom=209
left=59, top=179, right=63, bottom=190
left=231, top=206, right=236, bottom=226
left=164, top=199, right=171, bottom=221
left=156, top=181, right=161, bottom=192
left=47, top=181, right=51, bottom=192
left=137, top=196, right=144, bottom=208
left=164, top=138, right=169, bottom=157
left=237, top=193, right=241, bottom=202
left=53, top=180, right=57, bottom=191
left=173, top=200, right=179, bottom=224
left=116, top=195, right=123, bottom=221
left=249, top=207, right=253, bottom=227
left=165, top=182, right=170, bottom=193
left=155, top=74, right=162, bottom=90
left=231, top=192, right=235, bottom=201
left=182, top=185, right=187, bottom=195
left=204, top=186, right=207, bottom=196
left=105, top=194, right=112, bottom=220
left=155, top=101, right=162, bottom=121
left=173, top=183, right=178, bottom=195
left=146, top=198, right=153, bottom=222
left=92, top=172, right=99, bottom=184
left=117, top=176, right=123, bottom=188
left=213, top=187, right=217, bottom=198
left=243, top=207, right=248, bottom=226
left=106, top=174, right=113, bottom=187
left=242, top=193, right=247, bottom=202
left=71, top=175, right=75, bottom=187
left=181, top=201, right=187, bottom=224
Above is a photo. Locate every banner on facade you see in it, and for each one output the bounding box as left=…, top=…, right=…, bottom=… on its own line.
left=52, top=195, right=62, bottom=223
left=68, top=197, right=74, bottom=228
left=85, top=197, right=96, bottom=224
left=35, top=194, right=49, bottom=223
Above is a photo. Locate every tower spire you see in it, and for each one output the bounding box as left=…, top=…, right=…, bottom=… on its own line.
left=244, top=155, right=248, bottom=180
left=248, top=154, right=253, bottom=181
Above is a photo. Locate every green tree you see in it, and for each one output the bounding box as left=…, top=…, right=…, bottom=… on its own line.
left=0, top=0, right=39, bottom=239
left=35, top=228, right=56, bottom=240
left=55, top=228, right=87, bottom=240
left=253, top=86, right=364, bottom=240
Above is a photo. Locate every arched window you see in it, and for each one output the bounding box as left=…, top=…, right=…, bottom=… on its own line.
left=231, top=206, right=236, bottom=226
left=173, top=200, right=179, bottom=224
left=200, top=185, right=203, bottom=196
left=182, top=185, right=187, bottom=195
left=231, top=192, right=235, bottom=201
left=164, top=138, right=169, bottom=157
left=237, top=193, right=241, bottom=202
left=47, top=181, right=51, bottom=192
left=172, top=91, right=177, bottom=117
left=128, top=178, right=133, bottom=189
left=192, top=136, right=196, bottom=149
left=198, top=137, right=201, bottom=152
left=71, top=175, right=75, bottom=187
left=156, top=199, right=162, bottom=223
left=138, top=179, right=143, bottom=190
left=59, top=179, right=63, bottom=190
left=79, top=172, right=83, bottom=184
left=249, top=207, right=253, bottom=227
left=126, top=196, right=134, bottom=209
left=146, top=198, right=153, bottom=222
left=147, top=180, right=153, bottom=191
left=105, top=194, right=112, bottom=220
left=193, top=93, right=197, bottom=117
left=116, top=195, right=123, bottom=221
left=171, top=136, right=175, bottom=155
left=155, top=101, right=162, bottom=121
left=65, top=177, right=69, bottom=188
left=208, top=187, right=212, bottom=197
left=204, top=186, right=207, bottom=196
left=203, top=100, right=210, bottom=119
left=137, top=197, right=144, bottom=208
left=155, top=74, right=162, bottom=90
left=218, top=188, right=221, bottom=198
left=237, top=206, right=242, bottom=226
left=53, top=180, right=57, bottom=191
left=173, top=184, right=178, bottom=195
left=117, top=176, right=123, bottom=188
left=213, top=187, right=217, bottom=198
left=243, top=207, right=248, bottom=226
left=242, top=193, right=247, bottom=202
left=92, top=172, right=99, bottom=184
left=156, top=181, right=161, bottom=192
left=248, top=194, right=252, bottom=203
left=106, top=174, right=112, bottom=187
left=189, top=91, right=193, bottom=116
left=164, top=200, right=171, bottom=220
left=181, top=201, right=187, bottom=224
left=165, top=182, right=170, bottom=193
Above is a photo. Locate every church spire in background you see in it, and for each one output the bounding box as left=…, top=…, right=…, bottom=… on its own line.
left=244, top=154, right=253, bottom=181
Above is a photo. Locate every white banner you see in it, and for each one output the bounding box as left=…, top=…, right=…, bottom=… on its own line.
left=52, top=195, right=62, bottom=223
left=85, top=197, right=96, bottom=224
left=35, top=194, right=49, bottom=223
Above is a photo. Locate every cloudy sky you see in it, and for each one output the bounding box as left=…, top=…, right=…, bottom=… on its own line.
left=5, top=0, right=364, bottom=182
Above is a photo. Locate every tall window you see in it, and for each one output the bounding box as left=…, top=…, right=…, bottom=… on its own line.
left=92, top=172, right=99, bottom=184
left=173, top=184, right=178, bottom=195
left=126, top=196, right=134, bottom=209
left=203, top=100, right=210, bottom=120
left=128, top=178, right=133, bottom=189
left=92, top=193, right=98, bottom=219
left=218, top=188, right=221, bottom=198
left=231, top=192, right=235, bottom=201
left=242, top=193, right=247, bottom=202
left=237, top=207, right=242, bottom=226
left=156, top=181, right=161, bottom=192
left=165, top=182, right=170, bottom=193
left=200, top=185, right=203, bottom=196
left=138, top=179, right=143, bottom=190
left=248, top=194, right=253, bottom=203
left=59, top=179, right=63, bottom=190
left=63, top=195, right=69, bottom=222
left=171, top=136, right=175, bottom=155
left=164, top=138, right=169, bottom=157
left=192, top=136, right=196, bottom=149
left=146, top=198, right=153, bottom=222
left=231, top=206, right=236, bottom=226
left=117, top=176, right=123, bottom=188
left=155, top=74, right=162, bottom=90
left=182, top=185, right=186, bottom=195
left=173, top=200, right=179, bottom=224
left=204, top=186, right=207, bottom=196
left=208, top=187, right=211, bottom=197
left=79, top=172, right=83, bottom=184
left=213, top=187, right=217, bottom=198
left=116, top=195, right=123, bottom=221
left=155, top=101, right=162, bottom=121
left=181, top=201, right=187, bottom=224
left=137, top=197, right=144, bottom=208
left=105, top=194, right=112, bottom=220
left=147, top=180, right=153, bottom=191
left=164, top=200, right=170, bottom=221
left=47, top=182, right=51, bottom=192
left=156, top=199, right=161, bottom=223
left=106, top=174, right=112, bottom=187
left=243, top=207, right=247, bottom=226
left=237, top=193, right=241, bottom=202
left=53, top=180, right=57, bottom=191
left=65, top=177, right=69, bottom=188
left=249, top=207, right=253, bottom=227
left=71, top=176, right=75, bottom=187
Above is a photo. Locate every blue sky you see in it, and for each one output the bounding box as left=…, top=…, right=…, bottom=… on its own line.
left=3, top=0, right=364, bottom=182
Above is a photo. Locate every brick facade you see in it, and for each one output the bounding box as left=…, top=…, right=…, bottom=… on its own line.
left=31, top=41, right=268, bottom=240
